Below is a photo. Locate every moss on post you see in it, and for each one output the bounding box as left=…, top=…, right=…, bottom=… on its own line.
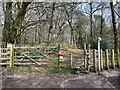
left=10, top=44, right=14, bottom=67
left=111, top=49, right=115, bottom=69
left=86, top=44, right=90, bottom=72
left=84, top=43, right=87, bottom=68
left=105, top=49, right=109, bottom=70
left=117, top=49, right=120, bottom=68
left=58, top=44, right=60, bottom=67
left=70, top=53, right=73, bottom=68
left=93, top=49, right=97, bottom=72
left=100, top=49, right=103, bottom=71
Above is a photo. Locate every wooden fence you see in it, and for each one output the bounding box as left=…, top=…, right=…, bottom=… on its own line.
left=0, top=45, right=60, bottom=67
left=0, top=47, right=10, bottom=65
left=83, top=49, right=120, bottom=72
left=0, top=44, right=119, bottom=72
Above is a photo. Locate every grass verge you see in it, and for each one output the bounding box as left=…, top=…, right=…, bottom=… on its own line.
left=1, top=66, right=88, bottom=74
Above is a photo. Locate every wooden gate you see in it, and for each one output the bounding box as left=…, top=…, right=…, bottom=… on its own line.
left=0, top=45, right=59, bottom=67
left=0, top=46, right=10, bottom=66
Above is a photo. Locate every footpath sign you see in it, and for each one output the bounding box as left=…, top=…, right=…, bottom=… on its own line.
left=58, top=46, right=65, bottom=67
left=59, top=50, right=64, bottom=55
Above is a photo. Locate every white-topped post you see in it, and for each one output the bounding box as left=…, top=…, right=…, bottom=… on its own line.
left=7, top=43, right=12, bottom=48
left=98, top=37, right=101, bottom=74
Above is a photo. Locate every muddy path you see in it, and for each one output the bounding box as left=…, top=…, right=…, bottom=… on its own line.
left=2, top=68, right=120, bottom=89
left=1, top=49, right=120, bottom=89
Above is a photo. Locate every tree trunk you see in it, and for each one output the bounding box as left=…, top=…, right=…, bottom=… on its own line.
left=62, top=3, right=77, bottom=48
left=38, top=28, right=41, bottom=44
left=100, top=3, right=103, bottom=37
left=118, top=23, right=120, bottom=49
left=3, top=2, right=31, bottom=44
left=47, top=3, right=55, bottom=45
left=110, top=2, right=119, bottom=53
left=3, top=2, right=13, bottom=44
left=90, top=2, right=93, bottom=40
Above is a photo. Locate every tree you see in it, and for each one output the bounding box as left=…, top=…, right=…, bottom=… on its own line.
left=61, top=2, right=79, bottom=47
left=110, top=1, right=119, bottom=52
left=75, top=11, right=88, bottom=48
left=2, top=2, right=31, bottom=44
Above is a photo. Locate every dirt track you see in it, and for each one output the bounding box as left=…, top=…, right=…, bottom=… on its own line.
left=1, top=49, right=120, bottom=89
left=2, top=68, right=120, bottom=89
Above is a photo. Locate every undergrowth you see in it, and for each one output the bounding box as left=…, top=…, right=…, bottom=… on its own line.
left=2, top=66, right=47, bottom=74
left=1, top=66, right=88, bottom=74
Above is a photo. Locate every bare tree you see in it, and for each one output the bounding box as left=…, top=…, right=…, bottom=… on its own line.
left=110, top=1, right=119, bottom=52
left=2, top=2, right=31, bottom=44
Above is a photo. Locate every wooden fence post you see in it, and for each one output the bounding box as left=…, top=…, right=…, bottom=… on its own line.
left=105, top=49, right=109, bottom=70
left=100, top=49, right=103, bottom=71
left=84, top=43, right=87, bottom=68
left=70, top=53, right=73, bottom=68
left=58, top=44, right=64, bottom=67
left=86, top=44, right=90, bottom=72
left=111, top=49, right=115, bottom=69
left=117, top=49, right=120, bottom=68
left=10, top=44, right=14, bottom=67
left=58, top=44, right=60, bottom=66
left=93, top=49, right=97, bottom=72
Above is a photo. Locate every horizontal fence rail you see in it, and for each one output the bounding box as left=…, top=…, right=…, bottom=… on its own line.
left=0, top=45, right=59, bottom=67
left=0, top=47, right=10, bottom=63
left=0, top=44, right=119, bottom=73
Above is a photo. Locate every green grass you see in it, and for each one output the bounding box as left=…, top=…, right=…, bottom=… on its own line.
left=2, top=66, right=47, bottom=74
left=0, top=66, right=2, bottom=72
left=2, top=66, right=73, bottom=74
left=1, top=66, right=88, bottom=74
left=47, top=67, right=73, bottom=74
left=79, top=67, right=88, bottom=74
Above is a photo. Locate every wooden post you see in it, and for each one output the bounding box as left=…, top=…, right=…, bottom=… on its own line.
left=70, top=53, right=73, bottom=68
left=10, top=44, right=14, bottom=67
left=98, top=37, right=101, bottom=74
left=105, top=49, right=109, bottom=70
left=93, top=49, right=97, bottom=72
left=100, top=49, right=103, bottom=71
left=58, top=44, right=64, bottom=67
left=117, top=49, right=120, bottom=68
left=87, top=44, right=90, bottom=72
left=58, top=44, right=60, bottom=66
left=0, top=47, right=1, bottom=63
left=111, top=49, right=115, bottom=69
left=84, top=43, right=87, bottom=68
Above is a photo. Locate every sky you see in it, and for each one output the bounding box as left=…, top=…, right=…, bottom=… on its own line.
left=0, top=1, right=120, bottom=26
left=79, top=2, right=120, bottom=26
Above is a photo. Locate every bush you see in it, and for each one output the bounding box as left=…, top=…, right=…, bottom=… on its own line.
left=89, top=38, right=109, bottom=50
